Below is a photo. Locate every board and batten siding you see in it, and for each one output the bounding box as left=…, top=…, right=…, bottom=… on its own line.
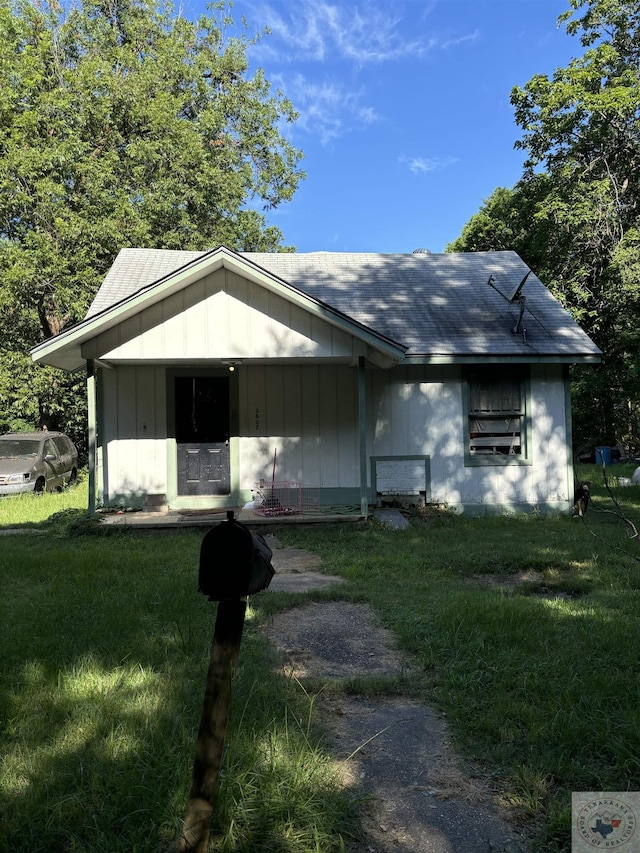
left=369, top=364, right=572, bottom=511
left=97, top=365, right=169, bottom=504
left=83, top=268, right=368, bottom=363
left=97, top=362, right=571, bottom=511
left=92, top=277, right=572, bottom=515
left=88, top=265, right=370, bottom=506
left=238, top=365, right=358, bottom=491
left=96, top=363, right=360, bottom=505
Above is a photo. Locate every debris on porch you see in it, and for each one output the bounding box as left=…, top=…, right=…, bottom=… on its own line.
left=98, top=504, right=364, bottom=529
left=252, top=481, right=320, bottom=517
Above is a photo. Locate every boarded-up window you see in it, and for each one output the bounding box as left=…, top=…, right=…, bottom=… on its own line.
left=468, top=372, right=524, bottom=457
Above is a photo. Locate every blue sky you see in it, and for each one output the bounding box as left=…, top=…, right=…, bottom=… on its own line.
left=188, top=0, right=581, bottom=253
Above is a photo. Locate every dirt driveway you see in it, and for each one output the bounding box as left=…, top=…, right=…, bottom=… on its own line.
left=261, top=539, right=531, bottom=853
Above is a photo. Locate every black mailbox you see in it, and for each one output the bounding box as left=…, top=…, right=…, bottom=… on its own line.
left=198, top=512, right=275, bottom=601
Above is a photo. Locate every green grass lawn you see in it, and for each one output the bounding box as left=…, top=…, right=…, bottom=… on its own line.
left=0, top=472, right=90, bottom=527
left=277, top=463, right=640, bottom=851
left=0, top=481, right=359, bottom=853
left=1, top=464, right=639, bottom=852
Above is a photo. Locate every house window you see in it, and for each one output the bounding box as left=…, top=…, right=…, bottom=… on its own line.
left=466, top=369, right=530, bottom=465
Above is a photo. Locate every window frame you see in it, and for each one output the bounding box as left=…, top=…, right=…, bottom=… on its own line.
left=463, top=368, right=532, bottom=467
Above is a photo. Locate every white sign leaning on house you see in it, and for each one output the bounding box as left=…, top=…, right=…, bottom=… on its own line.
left=375, top=458, right=426, bottom=496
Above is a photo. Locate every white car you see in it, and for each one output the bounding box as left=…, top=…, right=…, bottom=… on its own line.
left=0, top=431, right=78, bottom=495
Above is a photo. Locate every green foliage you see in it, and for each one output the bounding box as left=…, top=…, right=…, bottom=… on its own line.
left=43, top=506, right=111, bottom=536
left=446, top=174, right=554, bottom=273
left=448, top=0, right=640, bottom=453
left=0, top=0, right=304, bottom=445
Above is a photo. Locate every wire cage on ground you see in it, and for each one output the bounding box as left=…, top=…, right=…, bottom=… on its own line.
left=253, top=481, right=320, bottom=516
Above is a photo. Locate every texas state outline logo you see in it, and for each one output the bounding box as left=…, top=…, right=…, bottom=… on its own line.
left=572, top=792, right=637, bottom=850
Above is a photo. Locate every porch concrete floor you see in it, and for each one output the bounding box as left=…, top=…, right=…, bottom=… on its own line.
left=98, top=507, right=364, bottom=529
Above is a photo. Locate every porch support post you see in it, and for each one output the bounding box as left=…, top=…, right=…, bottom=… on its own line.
left=358, top=356, right=368, bottom=517
left=563, top=364, right=575, bottom=514
left=87, top=359, right=97, bottom=515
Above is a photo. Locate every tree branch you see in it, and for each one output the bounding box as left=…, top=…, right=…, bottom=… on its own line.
left=580, top=461, right=640, bottom=563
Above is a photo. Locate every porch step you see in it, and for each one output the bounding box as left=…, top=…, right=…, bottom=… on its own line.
left=142, top=494, right=169, bottom=513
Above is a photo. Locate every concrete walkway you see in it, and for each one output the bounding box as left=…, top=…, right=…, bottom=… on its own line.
left=263, top=542, right=531, bottom=853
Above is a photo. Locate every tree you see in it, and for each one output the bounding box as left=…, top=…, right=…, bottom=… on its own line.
left=446, top=175, right=554, bottom=274
left=0, top=0, right=304, bottom=450
left=449, top=0, right=640, bottom=455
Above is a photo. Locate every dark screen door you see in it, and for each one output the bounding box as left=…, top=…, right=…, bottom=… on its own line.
left=175, top=377, right=230, bottom=496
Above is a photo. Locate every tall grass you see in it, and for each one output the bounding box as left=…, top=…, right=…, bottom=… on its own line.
left=0, top=474, right=88, bottom=528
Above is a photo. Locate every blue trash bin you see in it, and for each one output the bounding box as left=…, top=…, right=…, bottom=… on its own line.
left=595, top=447, right=611, bottom=465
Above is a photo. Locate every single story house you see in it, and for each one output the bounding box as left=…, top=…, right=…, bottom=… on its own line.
left=31, top=247, right=601, bottom=516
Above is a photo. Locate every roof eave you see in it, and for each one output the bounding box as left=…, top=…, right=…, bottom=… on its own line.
left=401, top=353, right=602, bottom=365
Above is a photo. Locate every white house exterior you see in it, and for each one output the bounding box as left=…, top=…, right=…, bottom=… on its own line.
left=31, top=247, right=601, bottom=515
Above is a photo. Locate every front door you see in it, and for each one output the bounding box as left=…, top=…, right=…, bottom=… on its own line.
left=175, top=376, right=230, bottom=496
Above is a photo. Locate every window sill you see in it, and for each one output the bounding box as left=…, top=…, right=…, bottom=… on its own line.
left=465, top=454, right=532, bottom=467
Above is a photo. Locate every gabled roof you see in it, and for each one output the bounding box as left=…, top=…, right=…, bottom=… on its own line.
left=32, top=246, right=601, bottom=371
left=31, top=246, right=407, bottom=371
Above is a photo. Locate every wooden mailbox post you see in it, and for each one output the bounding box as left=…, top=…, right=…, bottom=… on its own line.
left=180, top=512, right=274, bottom=853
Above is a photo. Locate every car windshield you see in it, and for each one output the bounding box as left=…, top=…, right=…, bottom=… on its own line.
left=0, top=440, right=40, bottom=459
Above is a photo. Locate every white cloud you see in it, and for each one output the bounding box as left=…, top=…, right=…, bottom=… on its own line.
left=400, top=155, right=459, bottom=174
left=245, top=1, right=465, bottom=65
left=274, top=72, right=379, bottom=145
left=440, top=30, right=479, bottom=50
left=358, top=106, right=379, bottom=125
left=241, top=3, right=475, bottom=144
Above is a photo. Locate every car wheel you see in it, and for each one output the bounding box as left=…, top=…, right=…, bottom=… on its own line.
left=34, top=477, right=46, bottom=493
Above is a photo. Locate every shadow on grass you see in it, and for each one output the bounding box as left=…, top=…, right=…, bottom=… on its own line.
left=0, top=532, right=361, bottom=853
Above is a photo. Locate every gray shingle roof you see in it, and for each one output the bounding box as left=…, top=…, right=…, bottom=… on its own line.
left=87, top=248, right=203, bottom=316
left=85, top=247, right=601, bottom=360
